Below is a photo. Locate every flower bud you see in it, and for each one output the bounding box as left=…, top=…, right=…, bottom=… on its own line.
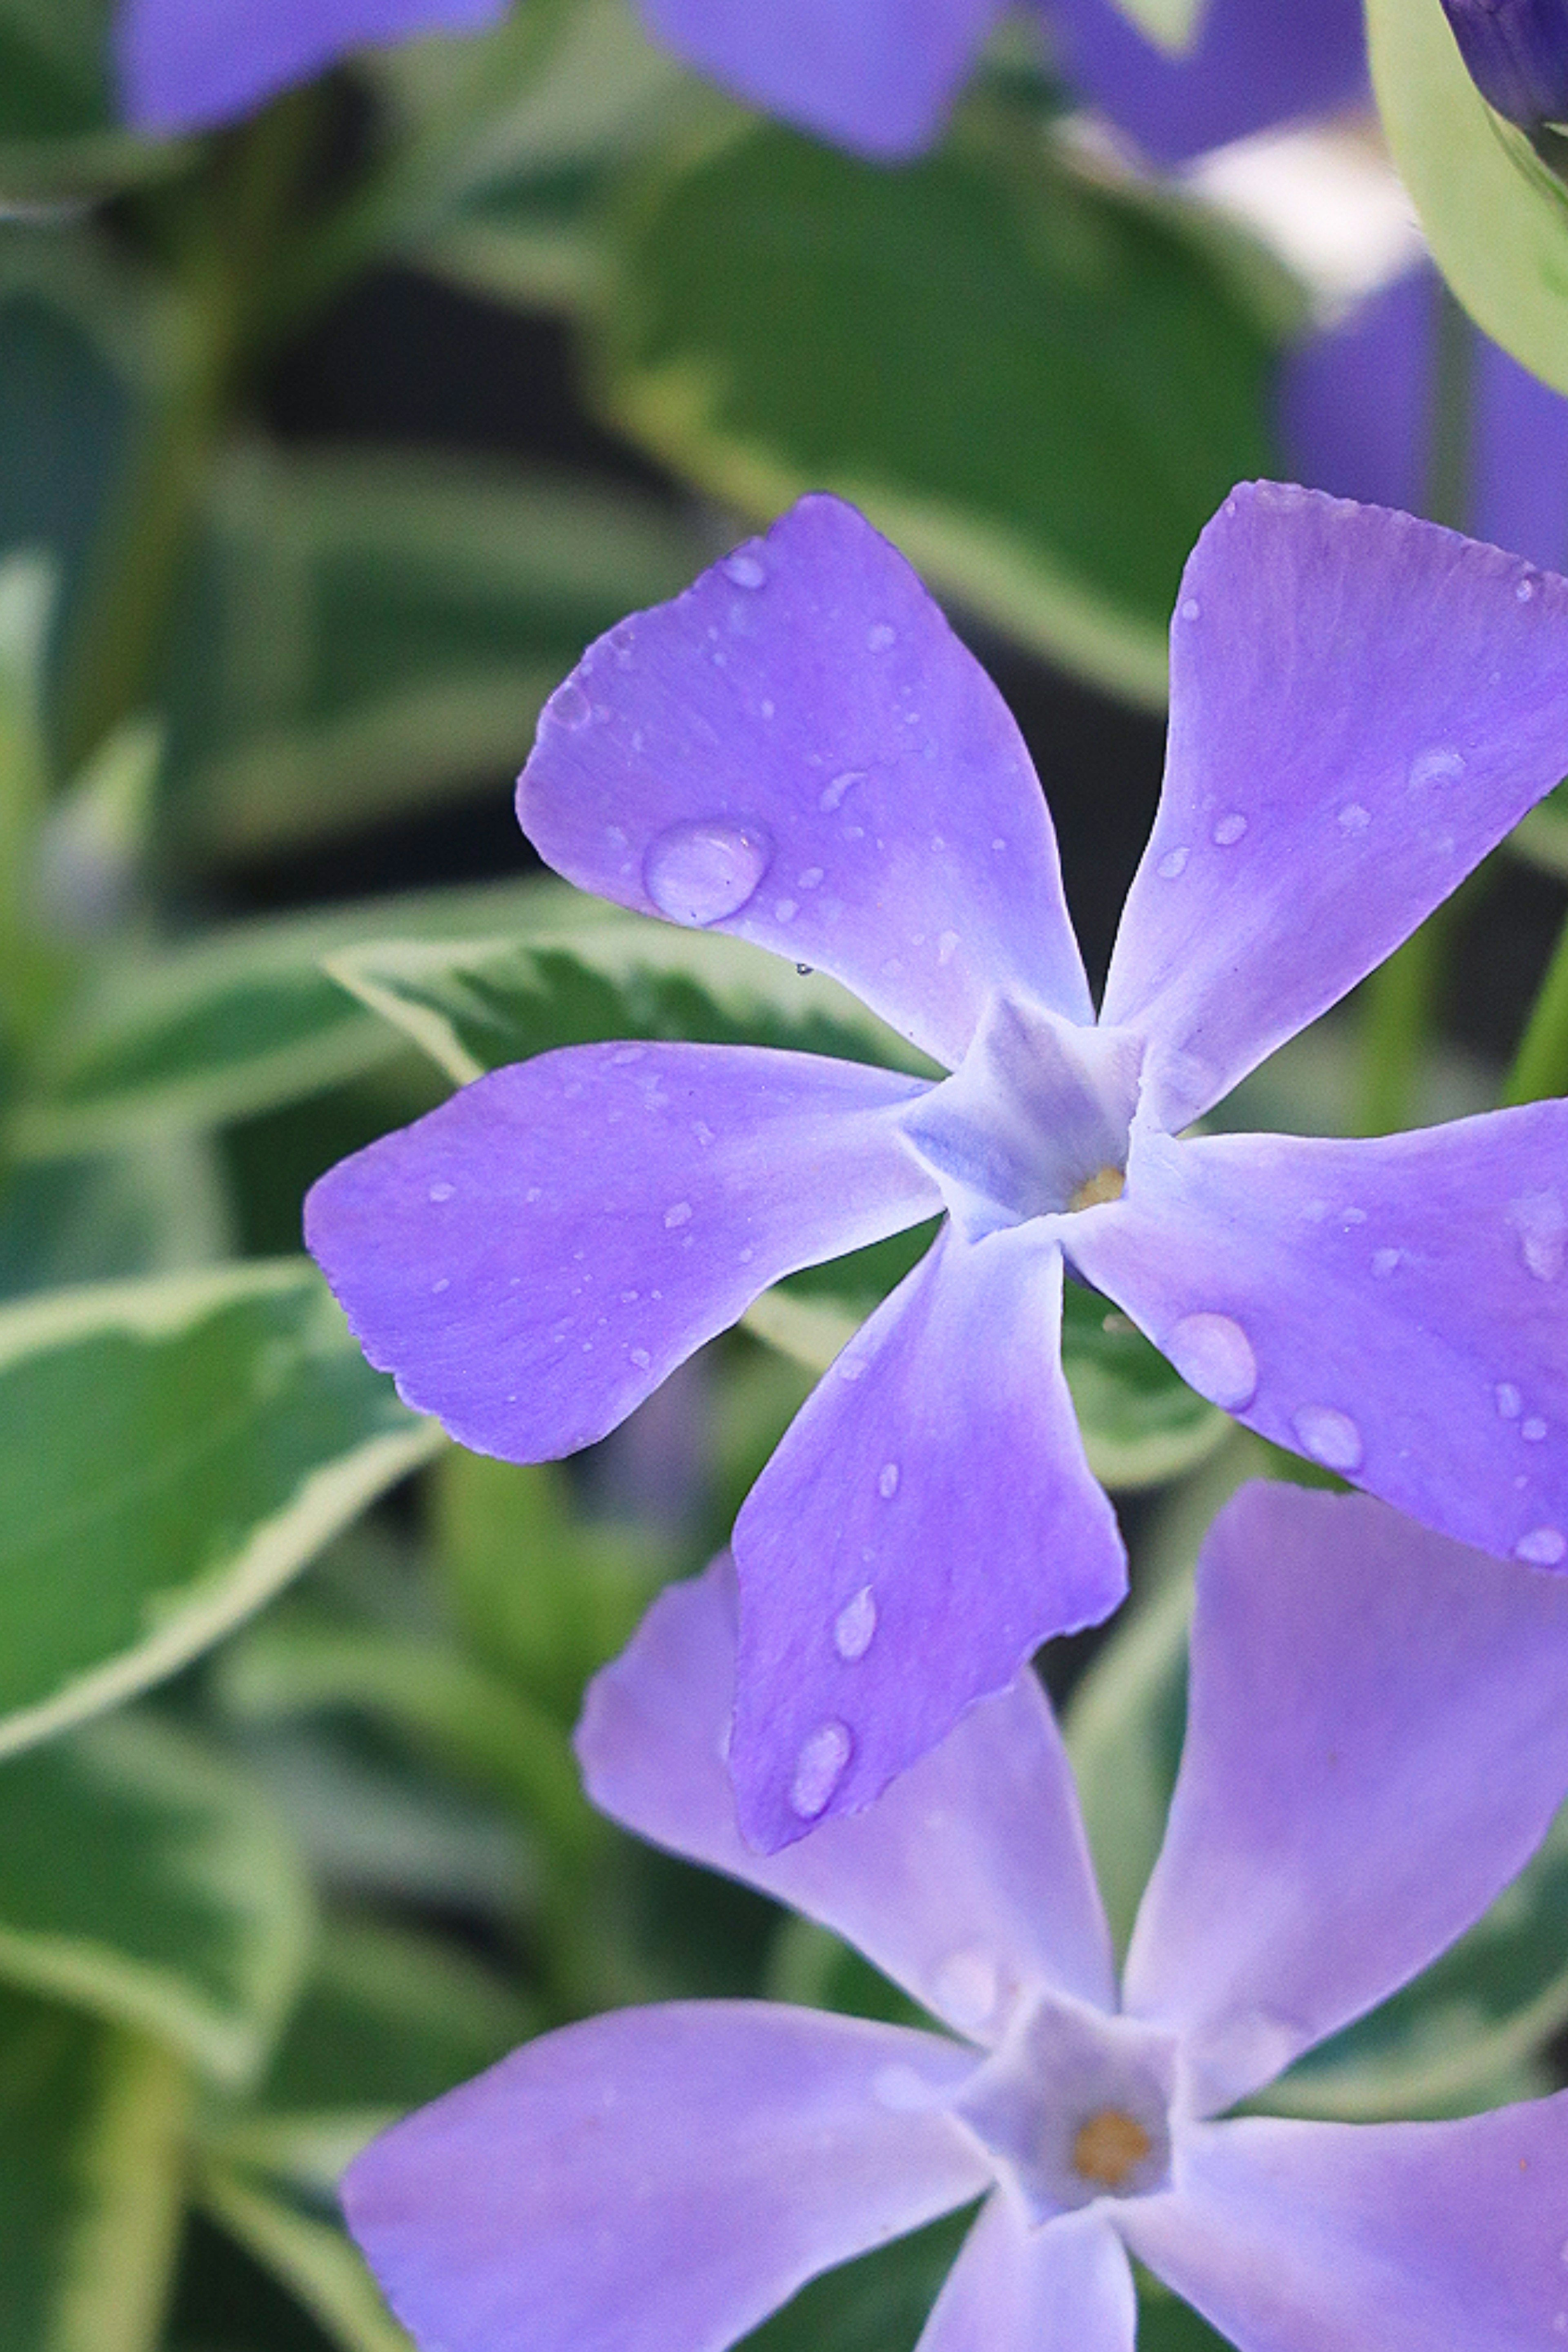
left=1441, top=0, right=1568, bottom=131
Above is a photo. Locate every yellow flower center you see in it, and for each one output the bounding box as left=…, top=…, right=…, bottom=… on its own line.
left=1071, top=2108, right=1151, bottom=2189
left=1068, top=1165, right=1126, bottom=1213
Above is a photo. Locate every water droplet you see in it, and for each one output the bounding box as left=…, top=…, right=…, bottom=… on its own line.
left=937, top=929, right=960, bottom=966
left=545, top=677, right=591, bottom=730
left=833, top=1585, right=878, bottom=1661
left=878, top=1461, right=900, bottom=1499
left=774, top=897, right=798, bottom=923
left=1518, top=577, right=1536, bottom=602
left=798, top=866, right=824, bottom=889
left=1524, top=1417, right=1548, bottom=1443
left=1408, top=746, right=1466, bottom=789
left=1165, top=1313, right=1258, bottom=1410
left=1179, top=597, right=1201, bottom=622
left=819, top=771, right=865, bottom=813
left=430, top=1276, right=450, bottom=1294
left=1509, top=1188, right=1566, bottom=1281
left=629, top=1346, right=652, bottom=1370
left=1517, top=1527, right=1567, bottom=1566
left=931, top=1946, right=1000, bottom=2031
left=664, top=1201, right=693, bottom=1229
left=723, top=550, right=766, bottom=589
left=525, top=1185, right=542, bottom=1203
left=1292, top=1403, right=1363, bottom=1473
left=428, top=1180, right=454, bottom=1203
left=1371, top=1247, right=1403, bottom=1278
left=1338, top=802, right=1371, bottom=834
left=1497, top=1382, right=1523, bottom=1418
left=1212, top=812, right=1248, bottom=847
left=1341, top=1206, right=1367, bottom=1225
left=645, top=819, right=771, bottom=925
left=791, top=1721, right=852, bottom=1818
left=1157, top=847, right=1189, bottom=880
left=866, top=622, right=897, bottom=651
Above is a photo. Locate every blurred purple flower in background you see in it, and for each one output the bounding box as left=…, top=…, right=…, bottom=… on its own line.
left=308, top=484, right=1568, bottom=1849
left=343, top=1483, right=1568, bottom=2352
left=631, top=0, right=1366, bottom=161
left=115, top=0, right=509, bottom=134
left=1436, top=0, right=1568, bottom=134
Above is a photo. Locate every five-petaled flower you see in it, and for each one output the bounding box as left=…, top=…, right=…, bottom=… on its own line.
left=307, top=483, right=1568, bottom=1850
left=343, top=1483, right=1568, bottom=2352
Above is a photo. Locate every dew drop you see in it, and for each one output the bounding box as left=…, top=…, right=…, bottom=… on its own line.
left=1524, top=1417, right=1548, bottom=1442
left=664, top=1201, right=693, bottom=1229
left=1517, top=1526, right=1567, bottom=1566
left=1212, top=812, right=1248, bottom=847
left=1518, top=577, right=1536, bottom=602
left=1338, top=802, right=1371, bottom=834
left=931, top=1946, right=1000, bottom=2031
left=629, top=1346, right=652, bottom=1370
left=866, top=622, right=897, bottom=651
left=544, top=677, right=591, bottom=731
left=1179, top=597, right=1201, bottom=622
left=1292, top=1403, right=1364, bottom=1473
left=878, top=1461, right=901, bottom=1499
left=723, top=550, right=766, bottom=589
left=1371, top=1247, right=1403, bottom=1278
left=428, top=1180, right=454, bottom=1203
left=1497, top=1382, right=1523, bottom=1418
left=1408, top=746, right=1466, bottom=789
left=774, top=897, right=798, bottom=923
left=1165, top=1312, right=1258, bottom=1410
left=819, top=771, right=865, bottom=813
left=525, top=1185, right=542, bottom=1204
left=833, top=1585, right=878, bottom=1661
left=937, top=929, right=960, bottom=966
left=645, top=819, right=771, bottom=925
left=1509, top=1188, right=1566, bottom=1282
left=791, top=1720, right=853, bottom=1818
left=1157, top=847, right=1189, bottom=880
left=430, top=1276, right=450, bottom=1294
left=798, top=866, right=824, bottom=889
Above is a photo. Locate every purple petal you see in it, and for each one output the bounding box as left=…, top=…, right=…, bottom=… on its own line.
left=1100, top=483, right=1568, bottom=1130
left=1119, top=1482, right=1568, bottom=2113
left=1280, top=264, right=1568, bottom=571
left=305, top=1042, right=940, bottom=1461
left=1121, top=2100, right=1568, bottom=2352
left=115, top=0, right=506, bottom=132
left=578, top=1559, right=1116, bottom=2036
left=728, top=1224, right=1127, bottom=1850
left=344, top=2003, right=991, bottom=2352
left=1068, top=1110, right=1568, bottom=1572
left=915, top=2197, right=1134, bottom=2352
left=1047, top=0, right=1368, bottom=166
left=633, top=0, right=1003, bottom=158
left=518, top=495, right=1091, bottom=1072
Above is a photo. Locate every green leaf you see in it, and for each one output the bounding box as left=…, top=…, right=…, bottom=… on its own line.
left=0, top=1988, right=190, bottom=2352
left=1510, top=779, right=1568, bottom=882
left=0, top=1260, right=441, bottom=1759
left=592, top=113, right=1278, bottom=702
left=1367, top=0, right=1568, bottom=394
left=0, top=1136, right=231, bottom=1302
left=197, top=2165, right=412, bottom=2352
left=1099, top=0, right=1203, bottom=51
left=0, top=1713, right=312, bottom=2088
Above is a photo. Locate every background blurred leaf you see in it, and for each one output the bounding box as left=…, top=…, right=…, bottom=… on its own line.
left=0, top=1712, right=312, bottom=2089
left=196, top=2166, right=412, bottom=2352
left=591, top=113, right=1279, bottom=702
left=0, top=1261, right=441, bottom=1759
left=0, top=1137, right=231, bottom=1301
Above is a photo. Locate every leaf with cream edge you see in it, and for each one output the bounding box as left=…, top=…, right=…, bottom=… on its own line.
left=0, top=1261, right=441, bottom=1761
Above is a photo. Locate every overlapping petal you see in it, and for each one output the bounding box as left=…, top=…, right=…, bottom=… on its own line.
left=304, top=1042, right=939, bottom=1461
left=1101, top=483, right=1568, bottom=1129
left=1122, top=2101, right=1568, bottom=2352
left=730, top=1224, right=1127, bottom=1850
left=115, top=0, right=506, bottom=132
left=578, top=1558, right=1116, bottom=2036
left=915, top=2198, right=1135, bottom=2352
left=343, top=2003, right=991, bottom=2352
left=1120, top=1483, right=1568, bottom=2112
left=633, top=0, right=1002, bottom=158
left=1068, top=1109, right=1568, bottom=1570
left=1049, top=0, right=1367, bottom=165
left=518, top=495, right=1091, bottom=1073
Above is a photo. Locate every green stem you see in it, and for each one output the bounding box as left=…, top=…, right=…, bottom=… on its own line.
left=1503, top=905, right=1568, bottom=1105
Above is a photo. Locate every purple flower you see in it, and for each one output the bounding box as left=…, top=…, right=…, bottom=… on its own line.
left=308, top=484, right=1568, bottom=1849
left=631, top=0, right=1366, bottom=163
left=1437, top=0, right=1568, bottom=133
left=114, top=0, right=509, bottom=134
left=343, top=1481, right=1568, bottom=2352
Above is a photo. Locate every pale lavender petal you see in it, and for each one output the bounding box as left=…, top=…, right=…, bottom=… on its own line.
left=1047, top=0, right=1367, bottom=166
left=344, top=2003, right=991, bottom=2352
left=116, top=0, right=506, bottom=131
left=1121, top=2102, right=1568, bottom=2352
left=1068, top=1110, right=1568, bottom=1574
left=633, top=0, right=1003, bottom=158
left=305, top=1042, right=940, bottom=1461
left=1119, top=1482, right=1568, bottom=2113
left=519, top=495, right=1091, bottom=1072
left=1100, top=483, right=1568, bottom=1129
left=728, top=1224, right=1127, bottom=1851
left=578, top=1559, right=1115, bottom=2035
left=915, top=2197, right=1134, bottom=2352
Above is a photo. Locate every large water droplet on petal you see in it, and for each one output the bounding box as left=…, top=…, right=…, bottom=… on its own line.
left=1292, top=1403, right=1363, bottom=1473
left=1211, top=812, right=1247, bottom=847
left=833, top=1585, right=878, bottom=1662
left=791, top=1721, right=852, bottom=1819
left=1165, top=1312, right=1258, bottom=1411
left=645, top=820, right=771, bottom=926
left=1517, top=1526, right=1567, bottom=1567
left=878, top=1461, right=900, bottom=1499
left=722, top=549, right=766, bottom=589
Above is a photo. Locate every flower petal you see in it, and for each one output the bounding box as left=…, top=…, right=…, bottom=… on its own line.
left=915, top=2197, right=1134, bottom=2352
left=518, top=494, right=1091, bottom=1072
left=578, top=1558, right=1116, bottom=2036
left=728, top=1224, right=1127, bottom=1850
left=1121, top=2101, right=1568, bottom=2352
left=1067, top=1111, right=1568, bottom=1570
left=344, top=2003, right=992, bottom=2352
left=115, top=0, right=506, bottom=132
left=632, top=0, right=1003, bottom=158
left=1120, top=1481, right=1568, bottom=2113
left=1048, top=0, right=1368, bottom=165
left=305, top=1042, right=940, bottom=1461
left=1100, top=483, right=1568, bottom=1129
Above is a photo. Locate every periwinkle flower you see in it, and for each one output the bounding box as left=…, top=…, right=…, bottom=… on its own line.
left=1437, top=0, right=1568, bottom=133
left=631, top=0, right=1366, bottom=163
left=307, top=483, right=1568, bottom=1850
left=115, top=0, right=508, bottom=135
left=343, top=1483, right=1568, bottom=2352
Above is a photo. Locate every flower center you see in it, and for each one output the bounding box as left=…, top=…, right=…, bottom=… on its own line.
left=1069, top=1166, right=1127, bottom=1213
left=1071, top=2107, right=1151, bottom=2188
